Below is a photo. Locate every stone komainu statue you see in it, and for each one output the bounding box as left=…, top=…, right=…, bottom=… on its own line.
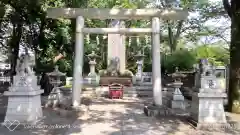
left=199, top=59, right=213, bottom=76
left=15, top=53, right=33, bottom=76
left=107, top=57, right=120, bottom=76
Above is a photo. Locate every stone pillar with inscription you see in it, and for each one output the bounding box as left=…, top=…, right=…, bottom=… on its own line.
left=189, top=59, right=228, bottom=129
left=134, top=51, right=145, bottom=84
left=108, top=20, right=126, bottom=73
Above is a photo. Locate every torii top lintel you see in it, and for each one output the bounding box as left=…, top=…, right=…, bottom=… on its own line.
left=47, top=8, right=189, bottom=20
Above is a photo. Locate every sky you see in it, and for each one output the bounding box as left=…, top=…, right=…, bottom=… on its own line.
left=18, top=0, right=231, bottom=56
left=189, top=0, right=230, bottom=47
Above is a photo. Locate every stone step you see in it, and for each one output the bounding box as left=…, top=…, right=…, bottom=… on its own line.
left=84, top=86, right=174, bottom=97
left=123, top=93, right=138, bottom=97
left=123, top=90, right=137, bottom=94
left=82, top=90, right=96, bottom=97
left=135, top=88, right=152, bottom=91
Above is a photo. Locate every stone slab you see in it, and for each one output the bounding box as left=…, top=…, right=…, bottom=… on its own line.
left=144, top=104, right=189, bottom=117
left=143, top=105, right=170, bottom=117
left=197, top=92, right=227, bottom=97
left=4, top=90, right=43, bottom=96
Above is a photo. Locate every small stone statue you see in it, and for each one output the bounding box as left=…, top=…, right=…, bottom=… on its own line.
left=16, top=55, right=26, bottom=76
left=107, top=57, right=120, bottom=76
left=15, top=50, right=33, bottom=76
left=23, top=53, right=33, bottom=75
left=199, top=59, right=213, bottom=76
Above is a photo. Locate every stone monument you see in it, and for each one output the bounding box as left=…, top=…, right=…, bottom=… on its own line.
left=108, top=20, right=126, bottom=73
left=3, top=51, right=43, bottom=124
left=189, top=59, right=228, bottom=129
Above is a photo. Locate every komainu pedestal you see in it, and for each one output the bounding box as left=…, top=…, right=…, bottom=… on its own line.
left=3, top=53, right=43, bottom=125
left=189, top=59, right=228, bottom=129
left=190, top=92, right=227, bottom=125
left=4, top=75, right=43, bottom=125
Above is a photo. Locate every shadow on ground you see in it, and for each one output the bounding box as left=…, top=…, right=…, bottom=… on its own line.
left=69, top=98, right=240, bottom=135
left=1, top=95, right=240, bottom=135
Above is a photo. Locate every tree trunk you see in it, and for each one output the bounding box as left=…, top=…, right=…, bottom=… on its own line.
left=10, top=23, right=22, bottom=82
left=0, top=4, right=5, bottom=27
left=167, top=20, right=183, bottom=53
left=227, top=0, right=240, bottom=113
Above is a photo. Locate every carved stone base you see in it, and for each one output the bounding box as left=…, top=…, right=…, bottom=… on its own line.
left=189, top=92, right=228, bottom=130
left=171, top=100, right=185, bottom=110
left=171, top=87, right=186, bottom=110
left=45, top=87, right=72, bottom=109
left=190, top=92, right=227, bottom=124
left=3, top=90, right=43, bottom=125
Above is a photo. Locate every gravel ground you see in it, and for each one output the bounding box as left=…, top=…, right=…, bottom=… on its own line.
left=0, top=95, right=240, bottom=135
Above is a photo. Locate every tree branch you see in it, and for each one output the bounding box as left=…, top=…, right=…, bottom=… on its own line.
left=0, top=41, right=8, bottom=49
left=222, top=0, right=232, bottom=18
left=173, top=20, right=184, bottom=46
left=167, top=20, right=174, bottom=52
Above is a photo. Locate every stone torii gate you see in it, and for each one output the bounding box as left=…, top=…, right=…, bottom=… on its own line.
left=47, top=8, right=188, bottom=108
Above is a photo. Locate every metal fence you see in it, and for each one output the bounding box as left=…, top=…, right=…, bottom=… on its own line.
left=0, top=76, right=10, bottom=93
left=0, top=76, right=10, bottom=83
left=0, top=69, right=11, bottom=93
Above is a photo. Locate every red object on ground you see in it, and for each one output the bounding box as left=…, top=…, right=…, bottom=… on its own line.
left=109, top=83, right=123, bottom=99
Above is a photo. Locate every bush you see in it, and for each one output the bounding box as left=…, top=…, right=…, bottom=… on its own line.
left=163, top=49, right=196, bottom=73
left=194, top=46, right=229, bottom=66
left=119, top=70, right=134, bottom=77
left=98, top=70, right=107, bottom=76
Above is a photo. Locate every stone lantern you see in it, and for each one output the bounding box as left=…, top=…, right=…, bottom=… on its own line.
left=87, top=51, right=99, bottom=77
left=167, top=67, right=186, bottom=110
left=47, top=66, right=66, bottom=88
left=45, top=66, right=67, bottom=108
left=134, top=51, right=145, bottom=83
left=86, top=51, right=100, bottom=85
